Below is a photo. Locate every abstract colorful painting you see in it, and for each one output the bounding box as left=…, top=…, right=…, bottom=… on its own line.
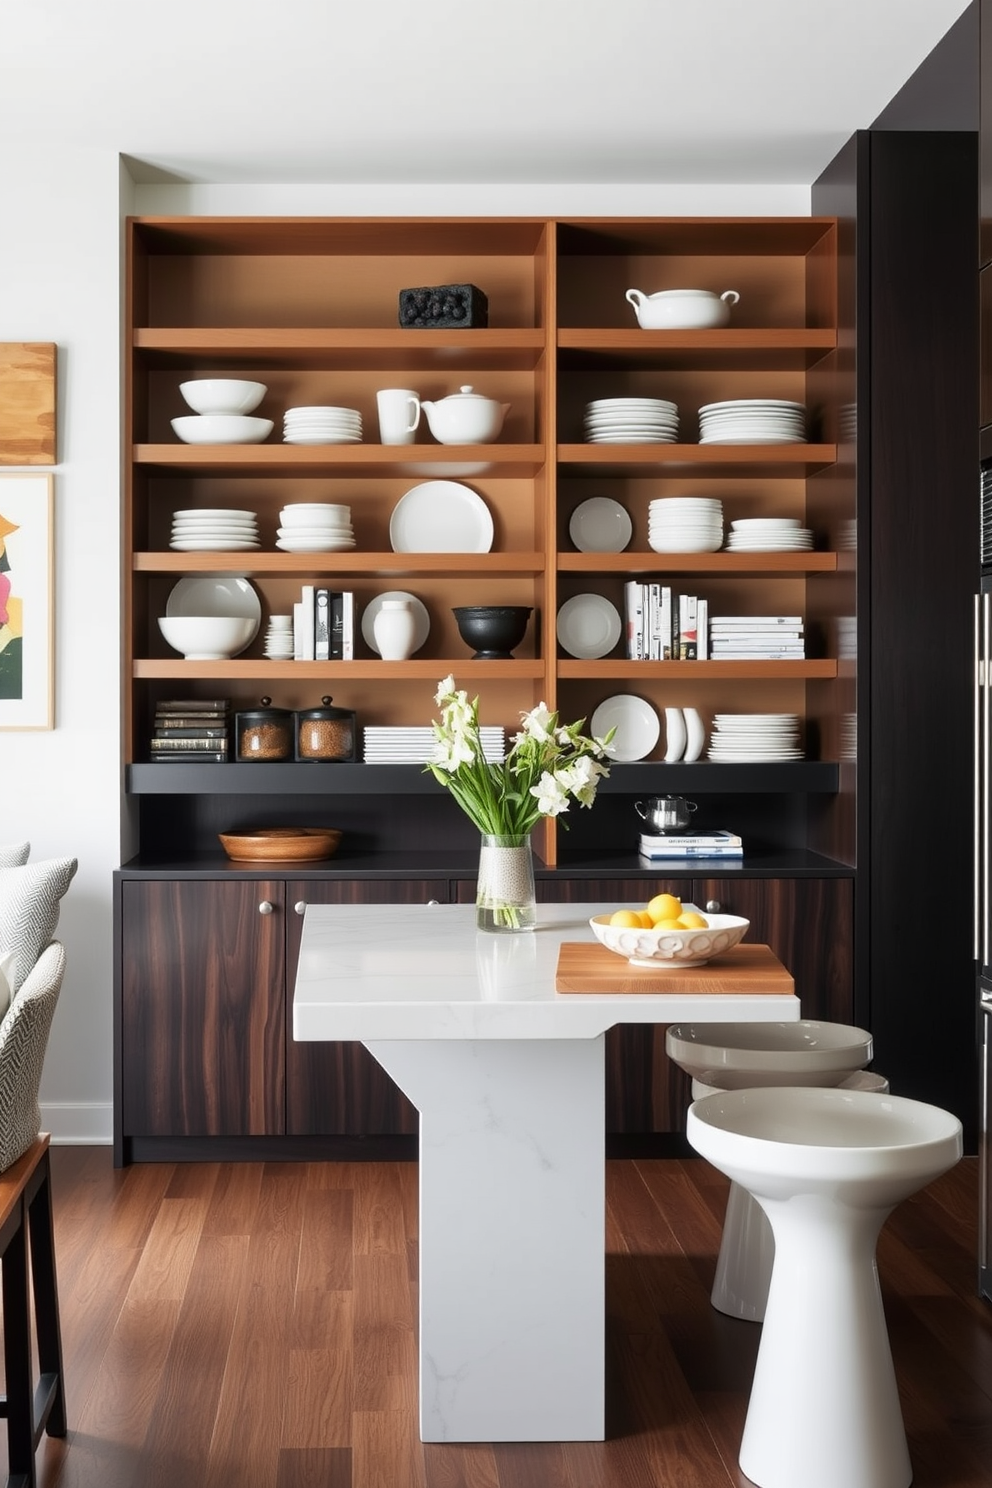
left=0, top=474, right=54, bottom=729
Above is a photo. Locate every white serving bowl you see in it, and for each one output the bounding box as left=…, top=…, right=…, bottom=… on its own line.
left=158, top=615, right=256, bottom=660
left=179, top=380, right=267, bottom=415
left=665, top=1019, right=874, bottom=1089
left=589, top=912, right=749, bottom=968
left=171, top=415, right=273, bottom=445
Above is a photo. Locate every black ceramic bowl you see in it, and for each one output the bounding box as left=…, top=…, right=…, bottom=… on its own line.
left=452, top=605, right=533, bottom=659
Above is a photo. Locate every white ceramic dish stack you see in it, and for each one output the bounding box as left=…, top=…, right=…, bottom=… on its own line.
left=169, top=507, right=260, bottom=552
left=707, top=714, right=803, bottom=762
left=648, top=496, right=724, bottom=553
left=277, top=503, right=355, bottom=552
left=363, top=726, right=505, bottom=763
left=725, top=517, right=814, bottom=551
left=697, top=399, right=806, bottom=445
left=282, top=406, right=362, bottom=445
left=171, top=380, right=274, bottom=445
left=583, top=397, right=679, bottom=444
left=263, top=614, right=294, bottom=660
left=159, top=574, right=262, bottom=659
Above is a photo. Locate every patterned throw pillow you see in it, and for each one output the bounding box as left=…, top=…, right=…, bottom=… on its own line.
left=0, top=858, right=77, bottom=994
left=0, top=948, right=16, bottom=1018
left=0, top=842, right=30, bottom=869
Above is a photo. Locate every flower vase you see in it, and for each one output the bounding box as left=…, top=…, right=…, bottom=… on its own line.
left=476, top=833, right=537, bottom=933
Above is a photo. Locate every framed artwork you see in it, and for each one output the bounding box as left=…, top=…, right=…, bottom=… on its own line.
left=0, top=473, right=54, bottom=730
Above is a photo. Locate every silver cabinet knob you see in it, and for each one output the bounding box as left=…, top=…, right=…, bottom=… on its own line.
left=294, top=901, right=307, bottom=916
left=705, top=899, right=722, bottom=914
left=426, top=899, right=441, bottom=906
left=258, top=900, right=275, bottom=916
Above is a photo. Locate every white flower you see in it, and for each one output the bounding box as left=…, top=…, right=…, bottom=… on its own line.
left=435, top=674, right=457, bottom=706
left=530, top=770, right=571, bottom=816
left=557, top=755, right=608, bottom=807
left=519, top=701, right=555, bottom=743
left=431, top=730, right=477, bottom=772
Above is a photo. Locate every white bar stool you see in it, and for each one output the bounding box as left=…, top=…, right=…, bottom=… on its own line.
left=667, top=1020, right=876, bottom=1322
left=687, top=1086, right=962, bottom=1488
left=693, top=1068, right=890, bottom=1321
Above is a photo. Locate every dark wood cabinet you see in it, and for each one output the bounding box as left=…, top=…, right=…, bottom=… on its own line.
left=120, top=878, right=286, bottom=1139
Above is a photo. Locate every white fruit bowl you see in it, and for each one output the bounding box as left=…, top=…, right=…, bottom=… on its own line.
left=589, top=912, right=749, bottom=968
left=179, top=379, right=267, bottom=415
left=158, top=615, right=256, bottom=660
left=665, top=1019, right=874, bottom=1088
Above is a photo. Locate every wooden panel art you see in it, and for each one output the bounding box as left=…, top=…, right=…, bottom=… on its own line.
left=0, top=343, right=56, bottom=464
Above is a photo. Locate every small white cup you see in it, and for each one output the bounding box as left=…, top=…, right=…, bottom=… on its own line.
left=376, top=388, right=421, bottom=445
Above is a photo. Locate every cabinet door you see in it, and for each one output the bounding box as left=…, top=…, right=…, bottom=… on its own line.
left=284, top=879, right=448, bottom=1135
left=533, top=875, right=854, bottom=1134
left=120, top=879, right=286, bottom=1137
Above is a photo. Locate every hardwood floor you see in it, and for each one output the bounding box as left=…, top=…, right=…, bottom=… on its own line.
left=10, top=1148, right=991, bottom=1487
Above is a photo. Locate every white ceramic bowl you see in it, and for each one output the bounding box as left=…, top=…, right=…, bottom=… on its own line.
left=589, top=912, right=749, bottom=968
left=625, top=288, right=740, bottom=330
left=666, top=1019, right=874, bottom=1088
left=179, top=380, right=267, bottom=415
left=171, top=415, right=274, bottom=445
left=158, top=615, right=256, bottom=660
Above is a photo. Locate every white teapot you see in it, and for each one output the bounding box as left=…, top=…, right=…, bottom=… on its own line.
left=625, top=287, right=740, bottom=330
left=421, top=386, right=510, bottom=445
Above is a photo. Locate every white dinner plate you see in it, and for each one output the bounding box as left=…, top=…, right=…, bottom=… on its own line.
left=556, top=593, right=622, bottom=659
left=275, top=538, right=356, bottom=551
left=169, top=539, right=262, bottom=552
left=590, top=694, right=660, bottom=762
left=569, top=497, right=633, bottom=553
left=389, top=480, right=494, bottom=554
left=361, top=591, right=431, bottom=656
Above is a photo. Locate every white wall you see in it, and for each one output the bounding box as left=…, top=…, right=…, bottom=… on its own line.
left=0, top=151, right=809, bottom=1146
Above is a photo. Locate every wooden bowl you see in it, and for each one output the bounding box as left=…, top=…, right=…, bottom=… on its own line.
left=218, top=828, right=342, bottom=862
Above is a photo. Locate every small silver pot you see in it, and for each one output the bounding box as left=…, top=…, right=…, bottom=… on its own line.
left=635, top=795, right=698, bottom=833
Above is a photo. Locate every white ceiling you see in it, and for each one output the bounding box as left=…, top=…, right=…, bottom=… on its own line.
left=0, top=0, right=974, bottom=186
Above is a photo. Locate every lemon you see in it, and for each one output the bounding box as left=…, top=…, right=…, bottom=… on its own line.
left=609, top=909, right=643, bottom=928
left=646, top=892, right=682, bottom=924
left=677, top=911, right=708, bottom=929
left=652, top=917, right=684, bottom=931
left=637, top=910, right=655, bottom=928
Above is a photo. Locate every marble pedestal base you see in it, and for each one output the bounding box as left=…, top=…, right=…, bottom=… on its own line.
left=366, top=1036, right=605, bottom=1443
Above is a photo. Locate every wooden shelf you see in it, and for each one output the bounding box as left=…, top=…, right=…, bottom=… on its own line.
left=133, top=659, right=546, bottom=681
left=134, top=444, right=545, bottom=478
left=556, top=659, right=837, bottom=680
left=134, top=327, right=547, bottom=372
left=134, top=551, right=546, bottom=576
left=557, top=444, right=837, bottom=478
left=558, top=551, right=837, bottom=574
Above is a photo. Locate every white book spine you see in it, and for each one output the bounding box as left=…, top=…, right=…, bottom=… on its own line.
left=661, top=586, right=672, bottom=660
left=342, top=591, right=354, bottom=660
left=293, top=602, right=306, bottom=661
left=298, top=584, right=315, bottom=661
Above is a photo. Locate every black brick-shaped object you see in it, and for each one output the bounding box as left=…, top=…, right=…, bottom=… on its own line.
left=398, top=283, right=489, bottom=329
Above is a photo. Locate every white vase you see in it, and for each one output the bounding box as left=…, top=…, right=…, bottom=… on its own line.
left=664, top=707, right=687, bottom=763
left=373, top=599, right=417, bottom=660
left=682, top=707, right=707, bottom=762
left=476, top=833, right=537, bottom=933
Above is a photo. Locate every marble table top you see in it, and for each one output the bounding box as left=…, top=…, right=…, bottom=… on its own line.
left=293, top=902, right=800, bottom=1042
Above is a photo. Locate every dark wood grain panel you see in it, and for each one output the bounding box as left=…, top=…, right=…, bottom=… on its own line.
left=120, top=879, right=286, bottom=1137
left=284, top=880, right=448, bottom=1136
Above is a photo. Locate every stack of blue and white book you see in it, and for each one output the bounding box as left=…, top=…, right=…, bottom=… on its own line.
left=638, top=828, right=743, bottom=860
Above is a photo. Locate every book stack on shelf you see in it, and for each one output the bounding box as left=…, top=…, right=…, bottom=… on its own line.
left=149, top=699, right=231, bottom=762
left=708, top=616, right=805, bottom=660
left=293, top=585, right=355, bottom=661
left=624, top=581, right=708, bottom=660
left=638, top=828, right=743, bottom=860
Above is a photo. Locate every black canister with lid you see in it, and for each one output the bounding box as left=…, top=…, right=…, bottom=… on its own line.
left=295, top=696, right=357, bottom=762
left=235, top=698, right=294, bottom=762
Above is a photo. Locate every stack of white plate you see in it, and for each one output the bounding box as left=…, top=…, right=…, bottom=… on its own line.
left=363, top=726, right=506, bottom=764
left=282, top=406, right=363, bottom=445
left=277, top=503, right=355, bottom=553
left=648, top=496, right=724, bottom=554
left=263, top=615, right=294, bottom=660
left=725, top=517, right=814, bottom=552
left=169, top=508, right=260, bottom=552
left=697, top=399, right=806, bottom=445
left=583, top=398, right=679, bottom=443
left=707, top=714, right=804, bottom=762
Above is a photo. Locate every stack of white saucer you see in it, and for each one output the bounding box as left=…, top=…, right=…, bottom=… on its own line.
left=725, top=517, right=814, bottom=552
left=170, top=507, right=260, bottom=551
left=648, top=496, right=724, bottom=553
left=583, top=397, right=679, bottom=443
left=707, top=714, right=804, bottom=761
left=277, top=504, right=355, bottom=553
left=263, top=615, right=294, bottom=660
left=282, top=406, right=362, bottom=445
left=697, top=399, right=806, bottom=445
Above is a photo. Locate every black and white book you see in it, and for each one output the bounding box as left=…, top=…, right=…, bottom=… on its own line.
left=314, top=588, right=331, bottom=661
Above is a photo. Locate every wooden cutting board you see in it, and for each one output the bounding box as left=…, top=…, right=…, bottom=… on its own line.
left=0, top=343, right=57, bottom=464
left=555, top=941, right=794, bottom=995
